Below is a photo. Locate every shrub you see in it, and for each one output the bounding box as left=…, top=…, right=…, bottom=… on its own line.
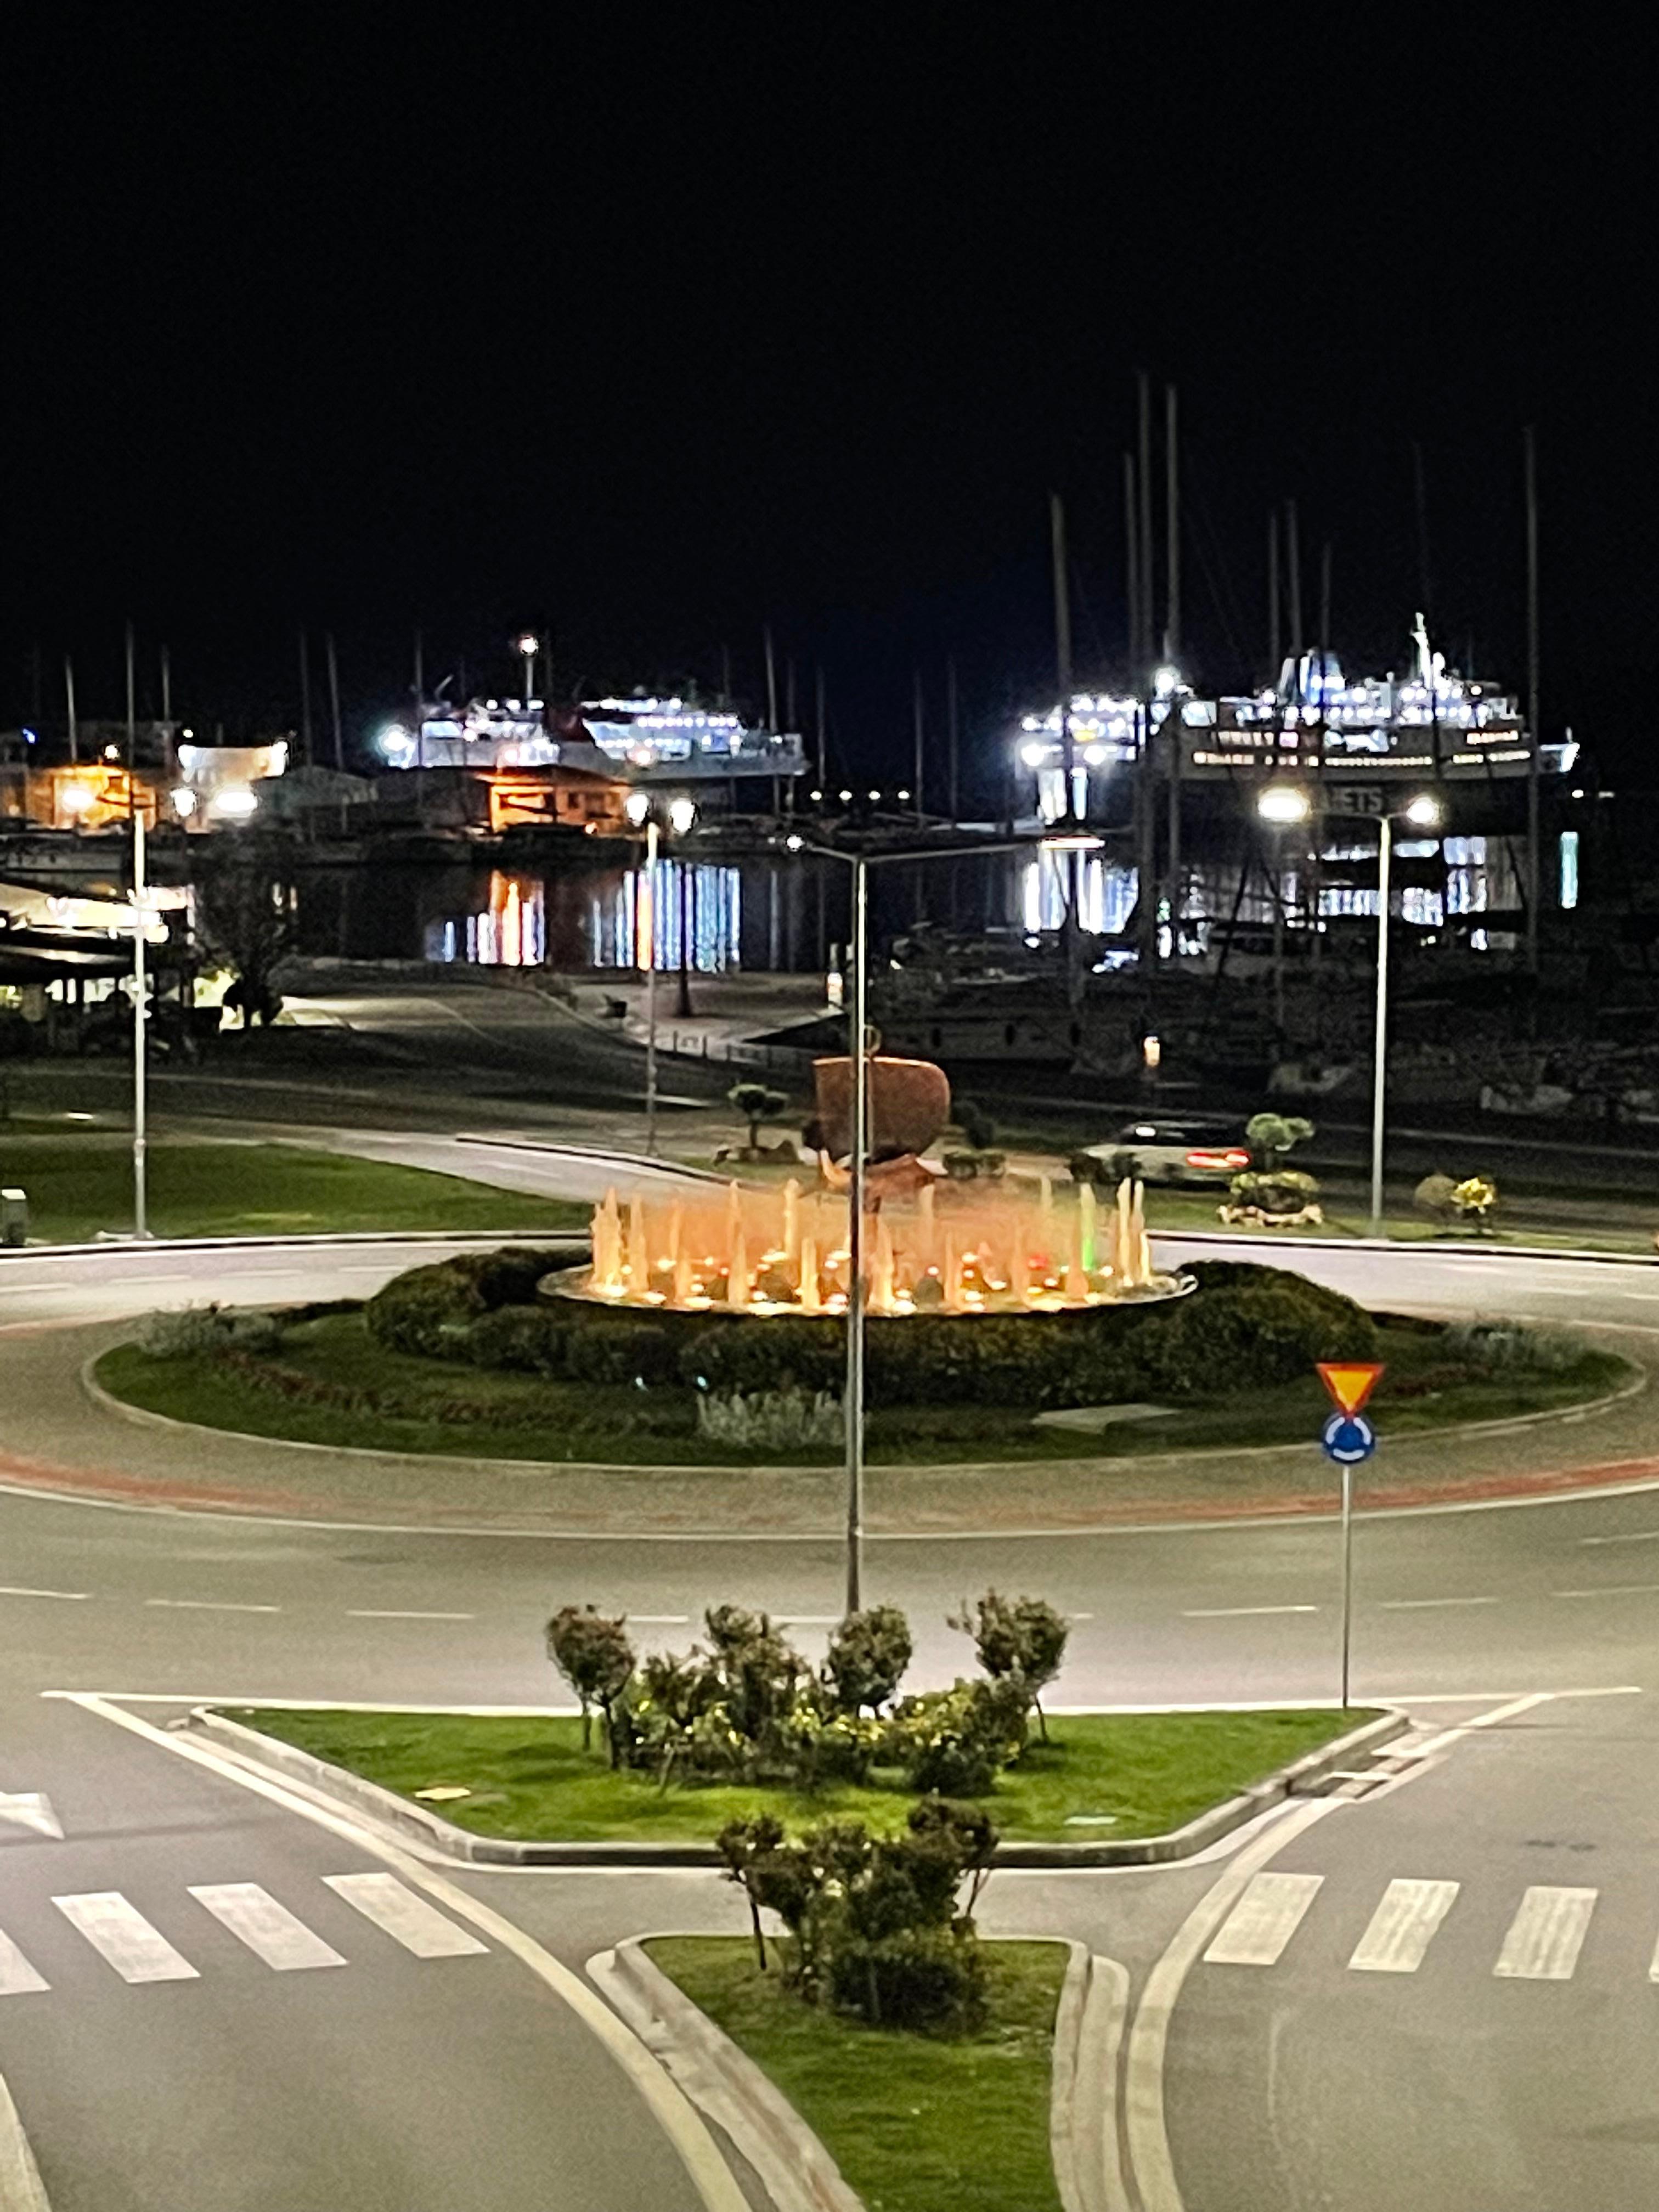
left=949, top=1589, right=1069, bottom=1738
left=729, top=1081, right=789, bottom=1149
left=365, top=1258, right=488, bottom=1357
left=823, top=1605, right=913, bottom=1716
left=137, top=1304, right=283, bottom=1359
left=1246, top=1112, right=1315, bottom=1167
left=695, top=1386, right=843, bottom=1450
left=546, top=1605, right=636, bottom=1756
left=1413, top=1172, right=1458, bottom=1224
left=941, top=1149, right=980, bottom=1181
left=955, top=1098, right=997, bottom=1150
left=1227, top=1168, right=1321, bottom=1216
left=1442, top=1319, right=1584, bottom=1375
left=1450, top=1175, right=1498, bottom=1231
left=565, top=1318, right=676, bottom=1385
left=888, top=1677, right=1028, bottom=1797
left=678, top=1316, right=844, bottom=1395
left=465, top=1304, right=570, bottom=1375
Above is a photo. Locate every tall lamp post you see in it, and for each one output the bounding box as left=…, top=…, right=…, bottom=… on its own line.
left=516, top=631, right=539, bottom=703
left=626, top=792, right=698, bottom=1155
left=131, top=805, right=151, bottom=1237
left=787, top=829, right=1098, bottom=1615
left=1255, top=785, right=1442, bottom=1237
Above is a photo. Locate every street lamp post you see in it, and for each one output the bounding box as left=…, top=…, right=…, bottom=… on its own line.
left=132, top=806, right=149, bottom=1238
left=628, top=794, right=699, bottom=1156
left=516, top=631, right=539, bottom=703
left=788, top=830, right=1097, bottom=1617
left=1370, top=793, right=1441, bottom=1233
left=1255, top=784, right=1440, bottom=1239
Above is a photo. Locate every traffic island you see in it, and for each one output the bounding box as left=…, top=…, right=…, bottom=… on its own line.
left=189, top=1702, right=1399, bottom=1865
left=620, top=1933, right=1076, bottom=2212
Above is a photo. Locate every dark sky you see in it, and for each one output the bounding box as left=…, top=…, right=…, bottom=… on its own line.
left=4, top=14, right=1652, bottom=793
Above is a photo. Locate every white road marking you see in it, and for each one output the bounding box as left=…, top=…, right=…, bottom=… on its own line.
left=53, top=1892, right=200, bottom=1983
left=1203, top=1871, right=1325, bottom=1966
left=1348, top=1878, right=1461, bottom=1972
left=1551, top=1584, right=1659, bottom=1600
left=1376, top=1596, right=1499, bottom=1611
left=1182, top=1604, right=1319, bottom=1618
left=0, top=1794, right=62, bottom=1841
left=1, top=2070, right=52, bottom=2209
left=1494, top=1886, right=1597, bottom=1979
left=188, top=1883, right=345, bottom=1971
left=143, top=1598, right=281, bottom=1614
left=625, top=1615, right=690, bottom=1625
left=775, top=1615, right=840, bottom=1626
left=0, top=1587, right=88, bottom=1602
left=1580, top=1530, right=1659, bottom=1546
left=345, top=1610, right=475, bottom=1621
left=0, top=1933, right=48, bottom=1997
left=323, top=1873, right=488, bottom=1959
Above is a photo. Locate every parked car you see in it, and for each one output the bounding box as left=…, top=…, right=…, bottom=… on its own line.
left=1082, top=1119, right=1252, bottom=1186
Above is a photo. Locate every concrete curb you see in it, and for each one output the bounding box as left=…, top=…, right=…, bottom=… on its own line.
left=0, top=1228, right=585, bottom=1262
left=1051, top=1949, right=1132, bottom=2212
left=188, top=1703, right=1408, bottom=1870
left=591, top=1936, right=864, bottom=2212
left=1153, top=1227, right=1659, bottom=1268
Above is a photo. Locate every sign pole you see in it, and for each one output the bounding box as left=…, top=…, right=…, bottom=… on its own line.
left=1340, top=1460, right=1353, bottom=1708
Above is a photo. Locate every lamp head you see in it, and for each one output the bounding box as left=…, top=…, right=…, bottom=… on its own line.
left=624, top=791, right=651, bottom=827
left=1403, top=793, right=1442, bottom=828
left=667, top=797, right=697, bottom=836
left=1257, top=785, right=1311, bottom=826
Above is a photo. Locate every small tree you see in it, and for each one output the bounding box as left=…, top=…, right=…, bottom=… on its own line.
left=729, top=1081, right=789, bottom=1152
left=955, top=1097, right=997, bottom=1150
left=1246, top=1113, right=1315, bottom=1171
left=545, top=1605, right=635, bottom=1758
left=949, top=1589, right=1070, bottom=1740
left=1449, top=1175, right=1498, bottom=1234
left=823, top=1605, right=913, bottom=1716
left=1413, top=1171, right=1458, bottom=1227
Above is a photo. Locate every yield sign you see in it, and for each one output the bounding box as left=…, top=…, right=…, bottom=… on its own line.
left=0, top=1792, right=63, bottom=1840
left=1317, top=1362, right=1384, bottom=1417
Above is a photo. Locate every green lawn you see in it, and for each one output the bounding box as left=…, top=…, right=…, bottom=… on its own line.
left=0, top=1139, right=586, bottom=1243
left=647, top=1936, right=1068, bottom=2212
left=223, top=1705, right=1370, bottom=1844
left=95, top=1306, right=1629, bottom=1466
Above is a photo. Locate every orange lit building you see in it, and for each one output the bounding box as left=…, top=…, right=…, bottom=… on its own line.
left=483, top=763, right=628, bottom=834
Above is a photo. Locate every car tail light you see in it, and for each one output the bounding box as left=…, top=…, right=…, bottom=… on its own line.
left=1186, top=1148, right=1249, bottom=1170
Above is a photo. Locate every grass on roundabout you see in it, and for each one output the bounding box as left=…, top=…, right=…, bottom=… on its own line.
left=0, top=1138, right=588, bottom=1243
left=646, top=1935, right=1070, bottom=2212
left=224, top=1705, right=1373, bottom=1844
left=94, top=1305, right=1632, bottom=1468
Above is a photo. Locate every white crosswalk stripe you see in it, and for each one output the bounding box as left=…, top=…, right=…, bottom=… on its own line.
left=189, top=1884, right=346, bottom=1971
left=323, top=1873, right=488, bottom=1959
left=1348, top=1879, right=1462, bottom=1973
left=53, top=1893, right=199, bottom=1984
left=0, top=1931, right=48, bottom=1996
left=1493, top=1886, right=1598, bottom=1980
left=1204, top=1872, right=1325, bottom=1966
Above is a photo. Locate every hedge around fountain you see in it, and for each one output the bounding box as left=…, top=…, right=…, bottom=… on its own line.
left=362, top=1248, right=1379, bottom=1410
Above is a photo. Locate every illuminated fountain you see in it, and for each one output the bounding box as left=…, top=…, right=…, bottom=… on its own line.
left=563, top=1170, right=1180, bottom=1317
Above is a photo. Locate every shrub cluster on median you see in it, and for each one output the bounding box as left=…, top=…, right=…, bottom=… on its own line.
left=358, top=1246, right=1381, bottom=1409
left=545, top=1590, right=1068, bottom=1796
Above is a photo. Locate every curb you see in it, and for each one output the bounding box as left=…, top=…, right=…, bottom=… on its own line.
left=0, top=1227, right=584, bottom=1262
left=592, top=1937, right=862, bottom=2212
left=1153, top=1228, right=1659, bottom=1268
left=187, top=1704, right=1408, bottom=1870
left=1051, top=1949, right=1131, bottom=2212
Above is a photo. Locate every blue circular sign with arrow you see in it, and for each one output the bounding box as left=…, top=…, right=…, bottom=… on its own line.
left=1322, top=1410, right=1376, bottom=1464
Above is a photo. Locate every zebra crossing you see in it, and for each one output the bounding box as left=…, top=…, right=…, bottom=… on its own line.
left=0, top=1874, right=490, bottom=1995
left=1203, top=1870, right=1640, bottom=1985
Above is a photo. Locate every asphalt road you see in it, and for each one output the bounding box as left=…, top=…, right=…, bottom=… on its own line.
left=8, top=1220, right=1659, bottom=2208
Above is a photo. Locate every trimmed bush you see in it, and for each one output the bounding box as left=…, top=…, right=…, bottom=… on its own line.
left=464, top=1304, right=571, bottom=1375
left=365, top=1258, right=488, bottom=1357
left=696, top=1387, right=844, bottom=1449
left=137, top=1305, right=283, bottom=1359
left=565, top=1318, right=678, bottom=1386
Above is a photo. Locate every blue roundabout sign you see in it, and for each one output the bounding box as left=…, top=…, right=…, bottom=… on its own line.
left=1322, top=1410, right=1377, bottom=1465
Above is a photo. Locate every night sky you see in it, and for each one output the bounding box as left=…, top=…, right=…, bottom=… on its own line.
left=4, top=16, right=1651, bottom=795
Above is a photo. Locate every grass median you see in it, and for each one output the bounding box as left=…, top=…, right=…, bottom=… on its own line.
left=647, top=1935, right=1069, bottom=2212
left=221, top=1704, right=1371, bottom=1844
left=0, top=1139, right=586, bottom=1242
left=95, top=1305, right=1631, bottom=1466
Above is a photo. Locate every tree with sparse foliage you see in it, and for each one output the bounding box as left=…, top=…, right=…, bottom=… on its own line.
left=195, top=839, right=295, bottom=1026
left=949, top=1589, right=1070, bottom=1740
left=545, top=1605, right=635, bottom=1758
left=822, top=1605, right=913, bottom=1716
left=729, top=1081, right=789, bottom=1152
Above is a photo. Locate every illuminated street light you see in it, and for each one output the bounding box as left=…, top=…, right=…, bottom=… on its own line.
left=668, top=796, right=697, bottom=837
left=1256, top=783, right=1312, bottom=825
left=1404, top=792, right=1442, bottom=828
left=516, top=631, right=539, bottom=700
